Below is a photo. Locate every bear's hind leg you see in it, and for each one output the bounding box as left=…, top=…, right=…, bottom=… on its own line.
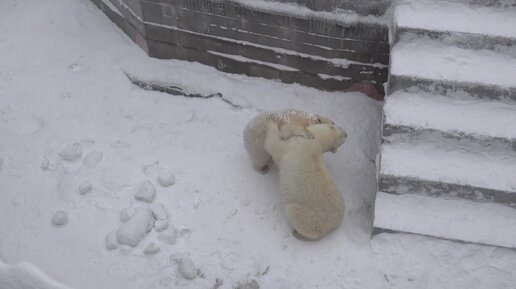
left=285, top=204, right=324, bottom=241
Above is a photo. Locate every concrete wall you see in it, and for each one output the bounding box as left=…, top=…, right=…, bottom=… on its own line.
left=91, top=0, right=390, bottom=95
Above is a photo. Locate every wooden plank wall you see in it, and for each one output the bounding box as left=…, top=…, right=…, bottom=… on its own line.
left=91, top=0, right=390, bottom=95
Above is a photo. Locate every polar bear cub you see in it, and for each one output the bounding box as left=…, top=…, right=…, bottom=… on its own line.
left=243, top=110, right=334, bottom=174
left=265, top=121, right=346, bottom=240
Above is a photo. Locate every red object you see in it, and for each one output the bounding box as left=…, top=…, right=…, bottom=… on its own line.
left=345, top=81, right=385, bottom=101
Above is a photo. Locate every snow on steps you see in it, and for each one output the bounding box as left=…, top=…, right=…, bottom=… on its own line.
left=388, top=37, right=516, bottom=101
left=392, top=1, right=516, bottom=52
left=373, top=192, right=516, bottom=249
left=376, top=0, right=516, bottom=248
left=383, top=90, right=516, bottom=151
left=379, top=140, right=516, bottom=207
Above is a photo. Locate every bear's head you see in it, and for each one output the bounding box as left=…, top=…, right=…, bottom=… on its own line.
left=306, top=124, right=346, bottom=153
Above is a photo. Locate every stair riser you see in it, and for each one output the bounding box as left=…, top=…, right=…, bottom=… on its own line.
left=382, top=124, right=516, bottom=153
left=388, top=75, right=516, bottom=103
left=393, top=28, right=516, bottom=57
left=378, top=174, right=516, bottom=208
left=371, top=229, right=516, bottom=250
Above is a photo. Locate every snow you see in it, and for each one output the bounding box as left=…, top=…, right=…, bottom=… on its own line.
left=78, top=181, right=92, bottom=195
left=1, top=0, right=516, bottom=288
left=374, top=192, right=516, bottom=248
left=207, top=51, right=300, bottom=72
left=174, top=256, right=198, bottom=280
left=134, top=180, right=157, bottom=203
left=157, top=172, right=176, bottom=187
left=384, top=91, right=516, bottom=140
left=390, top=37, right=516, bottom=88
left=381, top=142, right=516, bottom=192
left=51, top=211, right=69, bottom=226
left=395, top=0, right=516, bottom=39
left=143, top=242, right=161, bottom=255
left=120, top=207, right=136, bottom=223
left=105, top=231, right=119, bottom=250
left=83, top=151, right=103, bottom=169
left=41, top=157, right=50, bottom=171
left=0, top=261, right=73, bottom=289
left=59, top=143, right=83, bottom=162
left=116, top=206, right=155, bottom=247
left=158, top=226, right=178, bottom=245
left=154, top=220, right=169, bottom=232
left=151, top=203, right=169, bottom=220
left=189, top=0, right=390, bottom=26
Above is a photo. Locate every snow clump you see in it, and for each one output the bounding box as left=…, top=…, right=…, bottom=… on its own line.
left=105, top=231, right=118, bottom=250
left=78, top=181, right=92, bottom=195
left=116, top=206, right=155, bottom=247
left=59, top=143, right=82, bottom=161
left=52, top=211, right=68, bottom=226
left=143, top=242, right=160, bottom=255
left=157, top=172, right=175, bottom=187
left=173, top=256, right=197, bottom=280
left=134, top=180, right=156, bottom=203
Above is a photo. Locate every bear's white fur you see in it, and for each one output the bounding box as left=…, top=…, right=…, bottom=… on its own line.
left=264, top=122, right=346, bottom=240
left=243, top=109, right=335, bottom=174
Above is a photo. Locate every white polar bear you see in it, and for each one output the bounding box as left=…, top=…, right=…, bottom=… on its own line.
left=264, top=122, right=346, bottom=240
left=243, top=109, right=335, bottom=174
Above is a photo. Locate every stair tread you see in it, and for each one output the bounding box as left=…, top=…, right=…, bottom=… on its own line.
left=390, top=38, right=516, bottom=88
left=395, top=1, right=516, bottom=39
left=384, top=91, right=516, bottom=140
left=374, top=192, right=516, bottom=248
left=380, top=142, right=516, bottom=193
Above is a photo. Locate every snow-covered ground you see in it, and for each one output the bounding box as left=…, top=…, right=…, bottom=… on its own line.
left=1, top=0, right=516, bottom=289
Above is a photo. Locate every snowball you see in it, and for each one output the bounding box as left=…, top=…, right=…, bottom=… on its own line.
left=105, top=231, right=118, bottom=250
left=135, top=180, right=156, bottom=203
left=143, top=242, right=160, bottom=255
left=60, top=143, right=82, bottom=161
left=41, top=157, right=50, bottom=171
left=157, top=172, right=175, bottom=187
left=83, top=151, right=103, bottom=168
left=120, top=207, right=136, bottom=223
left=151, top=203, right=168, bottom=220
left=158, top=227, right=177, bottom=245
left=52, top=211, right=68, bottom=226
left=174, top=256, right=197, bottom=280
left=79, top=181, right=92, bottom=195
left=117, top=207, right=155, bottom=247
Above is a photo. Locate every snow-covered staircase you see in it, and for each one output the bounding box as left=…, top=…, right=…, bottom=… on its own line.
left=374, top=0, right=516, bottom=249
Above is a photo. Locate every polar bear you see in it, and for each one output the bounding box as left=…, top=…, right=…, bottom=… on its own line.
left=243, top=110, right=335, bottom=174
left=264, top=122, right=346, bottom=240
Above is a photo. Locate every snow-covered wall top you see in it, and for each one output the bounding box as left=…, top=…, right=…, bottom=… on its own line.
left=237, top=0, right=393, bottom=16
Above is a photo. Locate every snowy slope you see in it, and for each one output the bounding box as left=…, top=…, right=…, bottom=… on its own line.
left=0, top=261, right=73, bottom=289
left=1, top=0, right=516, bottom=289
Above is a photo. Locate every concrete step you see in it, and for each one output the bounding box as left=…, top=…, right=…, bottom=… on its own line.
left=389, top=37, right=516, bottom=102
left=392, top=1, right=516, bottom=56
left=393, top=1, right=516, bottom=44
left=383, top=90, right=516, bottom=143
left=373, top=192, right=516, bottom=249
left=378, top=140, right=516, bottom=207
